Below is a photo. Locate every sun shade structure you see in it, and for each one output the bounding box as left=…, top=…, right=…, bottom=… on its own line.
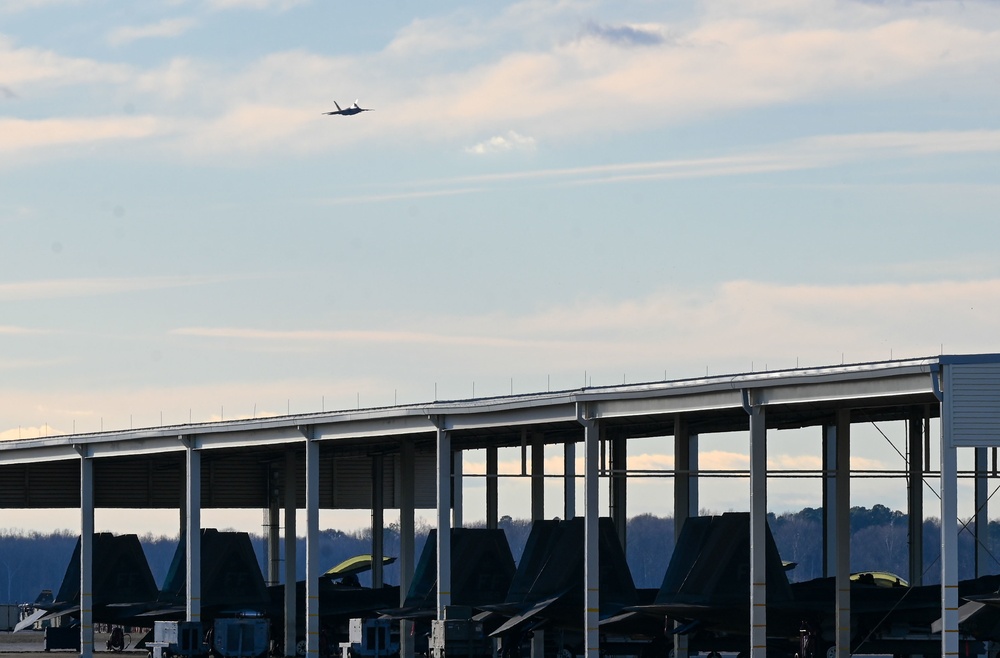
left=2, top=353, right=1000, bottom=658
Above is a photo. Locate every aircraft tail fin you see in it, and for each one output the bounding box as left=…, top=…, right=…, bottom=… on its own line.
left=401, top=528, right=516, bottom=610
left=334, top=101, right=342, bottom=111
left=159, top=529, right=270, bottom=611
left=503, top=517, right=638, bottom=615
left=655, top=512, right=792, bottom=607
left=55, top=534, right=159, bottom=607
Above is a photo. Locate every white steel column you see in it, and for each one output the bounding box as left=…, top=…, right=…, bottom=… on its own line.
left=580, top=409, right=600, bottom=658
left=673, top=415, right=698, bottom=525
left=284, top=449, right=297, bottom=658
left=436, top=424, right=452, bottom=617
left=822, top=424, right=837, bottom=578
left=79, top=448, right=94, bottom=658
left=747, top=397, right=767, bottom=658
left=184, top=437, right=202, bottom=623
left=975, top=447, right=989, bottom=577
left=672, top=415, right=695, bottom=658
left=305, top=433, right=320, bottom=658
left=564, top=441, right=576, bottom=520
left=834, top=411, right=851, bottom=658
left=610, top=433, right=627, bottom=549
left=267, top=467, right=280, bottom=586
left=372, top=454, right=385, bottom=587
left=908, top=410, right=924, bottom=586
left=399, top=440, right=416, bottom=658
left=452, top=450, right=463, bottom=528
left=531, top=432, right=544, bottom=521
left=486, top=446, right=499, bottom=529
left=940, top=405, right=959, bottom=658
left=529, top=432, right=545, bottom=658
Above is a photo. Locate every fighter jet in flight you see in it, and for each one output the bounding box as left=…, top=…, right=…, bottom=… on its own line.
left=323, top=100, right=371, bottom=116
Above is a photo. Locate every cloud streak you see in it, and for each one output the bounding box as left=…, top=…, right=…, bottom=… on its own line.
left=107, top=18, right=198, bottom=47
left=582, top=21, right=665, bottom=47
left=0, top=117, right=160, bottom=155
left=319, top=129, right=1000, bottom=205
left=0, top=275, right=238, bottom=301
left=165, top=277, right=1000, bottom=380
left=0, top=325, right=51, bottom=335
left=466, top=130, right=537, bottom=155
left=5, top=2, right=1000, bottom=160
left=171, top=326, right=572, bottom=350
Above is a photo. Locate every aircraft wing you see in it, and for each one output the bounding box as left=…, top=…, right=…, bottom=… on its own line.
left=490, top=595, right=563, bottom=636
left=13, top=608, right=46, bottom=632
left=931, top=599, right=1000, bottom=641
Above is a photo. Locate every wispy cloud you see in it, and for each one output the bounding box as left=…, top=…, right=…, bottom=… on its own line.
left=321, top=129, right=1000, bottom=205
left=0, top=275, right=237, bottom=301
left=0, top=36, right=131, bottom=87
left=317, top=187, right=485, bottom=206
left=170, top=326, right=563, bottom=349
left=206, top=0, right=308, bottom=10
left=6, top=2, right=1000, bottom=160
left=0, top=117, right=160, bottom=155
left=107, top=18, right=198, bottom=47
left=0, top=357, right=72, bottom=370
left=465, top=130, right=537, bottom=155
left=167, top=277, right=1000, bottom=380
left=0, top=0, right=81, bottom=12
left=0, top=325, right=52, bottom=335
left=582, top=21, right=665, bottom=47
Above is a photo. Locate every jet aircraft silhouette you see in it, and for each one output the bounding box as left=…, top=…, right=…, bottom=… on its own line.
left=473, top=517, right=640, bottom=658
left=14, top=533, right=160, bottom=632
left=382, top=527, right=516, bottom=621
left=611, top=512, right=1000, bottom=656
left=15, top=529, right=272, bottom=634
left=323, top=101, right=371, bottom=116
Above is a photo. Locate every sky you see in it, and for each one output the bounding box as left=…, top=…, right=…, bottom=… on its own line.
left=3, top=0, right=1000, bottom=536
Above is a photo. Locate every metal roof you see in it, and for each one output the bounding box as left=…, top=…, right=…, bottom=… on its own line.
left=0, top=354, right=965, bottom=510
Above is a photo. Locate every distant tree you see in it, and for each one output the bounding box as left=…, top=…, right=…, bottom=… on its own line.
left=10, top=506, right=1000, bottom=606
left=770, top=510, right=823, bottom=582
left=625, top=514, right=673, bottom=589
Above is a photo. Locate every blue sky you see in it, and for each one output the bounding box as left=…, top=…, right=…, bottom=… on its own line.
left=3, top=0, right=1000, bottom=534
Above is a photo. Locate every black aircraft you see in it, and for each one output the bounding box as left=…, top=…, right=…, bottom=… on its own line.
left=149, top=528, right=272, bottom=619
left=383, top=527, right=516, bottom=621
left=14, top=533, right=161, bottom=631
left=479, top=517, right=640, bottom=657
left=323, top=101, right=371, bottom=116
left=17, top=528, right=276, bottom=654
left=268, top=554, right=401, bottom=651
left=612, top=512, right=1000, bottom=657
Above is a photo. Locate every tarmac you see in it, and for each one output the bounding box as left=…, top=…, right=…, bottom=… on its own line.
left=0, top=630, right=146, bottom=655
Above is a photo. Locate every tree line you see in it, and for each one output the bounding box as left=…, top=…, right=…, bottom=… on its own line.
left=0, top=505, right=992, bottom=604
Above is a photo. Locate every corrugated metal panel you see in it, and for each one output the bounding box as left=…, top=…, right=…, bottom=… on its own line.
left=946, top=362, right=1000, bottom=447
left=94, top=457, right=183, bottom=508
left=412, top=450, right=437, bottom=508
left=333, top=450, right=437, bottom=509
left=204, top=453, right=269, bottom=508
left=332, top=456, right=383, bottom=509
left=0, top=462, right=79, bottom=507
left=387, top=450, right=438, bottom=509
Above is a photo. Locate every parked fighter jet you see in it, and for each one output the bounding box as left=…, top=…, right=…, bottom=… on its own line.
left=323, top=101, right=371, bottom=116
left=150, top=528, right=272, bottom=618
left=14, top=533, right=160, bottom=631
left=268, top=553, right=401, bottom=651
left=383, top=527, right=516, bottom=620
left=614, top=512, right=1000, bottom=657
left=478, top=517, right=640, bottom=657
